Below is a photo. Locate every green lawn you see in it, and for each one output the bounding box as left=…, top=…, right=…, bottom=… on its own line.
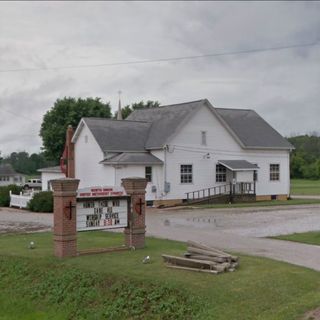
left=1, top=232, right=320, bottom=319
left=291, top=179, right=320, bottom=195
left=273, top=231, right=320, bottom=246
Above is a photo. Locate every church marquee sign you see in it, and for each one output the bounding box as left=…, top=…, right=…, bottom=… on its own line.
left=76, top=186, right=129, bottom=232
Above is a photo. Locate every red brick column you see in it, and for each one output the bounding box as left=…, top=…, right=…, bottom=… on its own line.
left=66, top=125, right=75, bottom=178
left=51, top=178, right=80, bottom=258
left=122, top=178, right=148, bottom=249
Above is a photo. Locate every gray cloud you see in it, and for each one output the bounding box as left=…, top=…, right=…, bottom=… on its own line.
left=0, top=1, right=319, bottom=155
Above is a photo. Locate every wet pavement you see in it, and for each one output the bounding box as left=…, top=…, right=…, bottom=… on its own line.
left=146, top=204, right=320, bottom=271
left=2, top=204, right=320, bottom=271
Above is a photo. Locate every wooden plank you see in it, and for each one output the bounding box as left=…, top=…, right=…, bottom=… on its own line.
left=187, top=247, right=232, bottom=261
left=166, top=264, right=219, bottom=274
left=187, top=245, right=239, bottom=262
left=188, top=240, right=238, bottom=262
left=187, top=240, right=232, bottom=257
left=184, top=254, right=227, bottom=263
left=162, top=254, right=218, bottom=269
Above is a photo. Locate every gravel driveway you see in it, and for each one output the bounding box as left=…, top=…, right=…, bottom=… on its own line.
left=147, top=204, right=320, bottom=238
left=2, top=204, right=320, bottom=271
left=146, top=204, right=320, bottom=271
left=0, top=207, right=52, bottom=233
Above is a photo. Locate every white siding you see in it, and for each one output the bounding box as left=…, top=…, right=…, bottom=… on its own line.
left=160, top=105, right=290, bottom=200
left=114, top=164, right=163, bottom=201
left=236, top=171, right=253, bottom=182
left=74, top=105, right=291, bottom=201
left=0, top=175, right=25, bottom=187
left=75, top=124, right=115, bottom=188
left=0, top=176, right=15, bottom=187
left=41, top=172, right=65, bottom=191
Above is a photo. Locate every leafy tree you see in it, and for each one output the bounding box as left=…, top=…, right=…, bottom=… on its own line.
left=40, top=97, right=112, bottom=160
left=290, top=153, right=305, bottom=179
left=114, top=105, right=133, bottom=120
left=288, top=134, right=320, bottom=179
left=131, top=100, right=160, bottom=110
left=2, top=152, right=55, bottom=175
left=114, top=100, right=160, bottom=119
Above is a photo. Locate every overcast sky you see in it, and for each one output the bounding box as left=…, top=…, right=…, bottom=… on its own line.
left=0, top=1, right=319, bottom=156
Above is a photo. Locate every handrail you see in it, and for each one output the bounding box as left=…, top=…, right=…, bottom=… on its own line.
left=185, top=182, right=255, bottom=202
left=185, top=184, right=231, bottom=202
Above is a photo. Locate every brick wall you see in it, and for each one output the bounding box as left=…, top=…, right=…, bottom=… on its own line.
left=122, top=178, right=148, bottom=249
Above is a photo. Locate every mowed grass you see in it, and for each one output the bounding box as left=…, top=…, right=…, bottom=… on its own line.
left=291, top=179, right=320, bottom=195
left=273, top=231, right=320, bottom=246
left=1, top=232, right=320, bottom=319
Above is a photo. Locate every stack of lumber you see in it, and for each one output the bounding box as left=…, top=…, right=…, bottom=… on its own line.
left=162, top=240, right=239, bottom=274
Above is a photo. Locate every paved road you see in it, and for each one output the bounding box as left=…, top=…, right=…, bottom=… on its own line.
left=2, top=205, right=320, bottom=271
left=146, top=204, right=320, bottom=271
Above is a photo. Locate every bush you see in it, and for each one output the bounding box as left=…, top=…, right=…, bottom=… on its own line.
left=28, top=191, right=53, bottom=212
left=0, top=185, right=23, bottom=207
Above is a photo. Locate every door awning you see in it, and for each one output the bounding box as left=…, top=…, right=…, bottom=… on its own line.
left=218, top=160, right=259, bottom=171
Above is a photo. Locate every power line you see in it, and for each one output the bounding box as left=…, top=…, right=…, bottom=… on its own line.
left=172, top=145, right=289, bottom=159
left=0, top=41, right=318, bottom=73
left=0, top=108, right=41, bottom=124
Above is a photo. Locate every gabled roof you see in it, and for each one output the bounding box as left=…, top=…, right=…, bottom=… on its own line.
left=82, top=118, right=152, bottom=152
left=100, top=152, right=163, bottom=165
left=218, top=160, right=259, bottom=171
left=0, top=164, right=20, bottom=176
left=215, top=108, right=294, bottom=150
left=74, top=99, right=293, bottom=153
left=127, top=100, right=205, bottom=149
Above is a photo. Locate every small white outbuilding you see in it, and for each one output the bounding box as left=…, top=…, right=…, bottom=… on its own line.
left=38, top=166, right=65, bottom=191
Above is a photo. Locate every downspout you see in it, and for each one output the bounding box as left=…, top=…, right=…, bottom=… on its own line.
left=163, top=144, right=167, bottom=195
left=288, top=150, right=291, bottom=199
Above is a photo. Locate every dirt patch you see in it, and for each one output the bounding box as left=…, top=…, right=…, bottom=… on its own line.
left=302, top=307, right=320, bottom=320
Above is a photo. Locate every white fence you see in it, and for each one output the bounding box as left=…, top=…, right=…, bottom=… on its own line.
left=9, top=190, right=35, bottom=209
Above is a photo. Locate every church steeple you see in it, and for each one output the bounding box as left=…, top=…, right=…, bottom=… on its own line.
left=117, top=90, right=123, bottom=120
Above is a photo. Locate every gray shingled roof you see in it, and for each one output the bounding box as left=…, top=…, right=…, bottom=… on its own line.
left=80, top=99, right=292, bottom=152
left=216, top=108, right=294, bottom=150
left=0, top=164, right=19, bottom=176
left=218, top=160, right=259, bottom=171
left=127, top=100, right=204, bottom=149
left=83, top=118, right=151, bottom=152
left=100, top=152, right=163, bottom=165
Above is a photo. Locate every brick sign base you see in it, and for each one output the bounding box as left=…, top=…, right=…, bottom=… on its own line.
left=51, top=177, right=147, bottom=258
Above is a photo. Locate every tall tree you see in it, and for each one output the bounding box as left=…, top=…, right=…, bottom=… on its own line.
left=40, top=97, right=112, bottom=160
left=2, top=151, right=55, bottom=175
left=114, top=100, right=160, bottom=119
left=288, top=134, right=320, bottom=179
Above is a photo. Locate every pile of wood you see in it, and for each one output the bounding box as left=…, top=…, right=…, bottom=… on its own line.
left=162, top=240, right=239, bottom=274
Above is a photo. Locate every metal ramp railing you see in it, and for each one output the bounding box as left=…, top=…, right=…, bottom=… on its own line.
left=185, top=182, right=255, bottom=203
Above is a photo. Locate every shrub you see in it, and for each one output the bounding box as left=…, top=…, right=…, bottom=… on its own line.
left=0, top=185, right=23, bottom=207
left=28, top=191, right=53, bottom=212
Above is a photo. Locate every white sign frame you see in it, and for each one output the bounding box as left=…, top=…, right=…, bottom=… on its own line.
left=76, top=186, right=129, bottom=232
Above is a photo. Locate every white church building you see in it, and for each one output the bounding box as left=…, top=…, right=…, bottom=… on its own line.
left=68, top=99, right=293, bottom=206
